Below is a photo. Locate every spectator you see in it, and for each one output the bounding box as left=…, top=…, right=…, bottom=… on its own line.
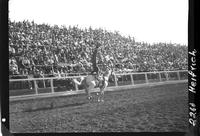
left=9, top=60, right=19, bottom=75
left=9, top=19, right=188, bottom=78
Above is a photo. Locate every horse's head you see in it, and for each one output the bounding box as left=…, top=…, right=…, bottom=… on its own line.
left=104, top=67, right=115, bottom=77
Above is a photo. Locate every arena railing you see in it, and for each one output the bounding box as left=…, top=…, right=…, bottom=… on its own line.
left=9, top=70, right=188, bottom=99
left=9, top=72, right=90, bottom=79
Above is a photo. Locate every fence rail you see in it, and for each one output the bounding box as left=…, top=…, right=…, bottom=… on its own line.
left=9, top=70, right=188, bottom=100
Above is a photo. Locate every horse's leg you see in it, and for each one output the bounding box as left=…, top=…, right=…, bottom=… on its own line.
left=99, top=81, right=108, bottom=102
left=85, top=87, right=89, bottom=99
left=84, top=84, right=92, bottom=100
left=86, top=82, right=95, bottom=100
left=85, top=88, right=92, bottom=100
left=98, top=88, right=103, bottom=102
left=88, top=81, right=96, bottom=100
left=98, top=81, right=104, bottom=102
left=82, top=79, right=91, bottom=100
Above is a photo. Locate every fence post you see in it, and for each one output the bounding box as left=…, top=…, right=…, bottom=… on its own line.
left=114, top=75, right=118, bottom=86
left=145, top=73, right=149, bottom=84
left=33, top=80, right=38, bottom=95
left=43, top=79, right=46, bottom=88
left=165, top=71, right=169, bottom=81
left=130, top=74, right=134, bottom=85
left=183, top=71, right=188, bottom=80
left=50, top=79, right=54, bottom=93
left=159, top=72, right=162, bottom=82
left=177, top=71, right=181, bottom=80
left=75, top=78, right=78, bottom=91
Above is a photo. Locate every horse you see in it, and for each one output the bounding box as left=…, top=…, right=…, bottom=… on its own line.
left=73, top=68, right=113, bottom=102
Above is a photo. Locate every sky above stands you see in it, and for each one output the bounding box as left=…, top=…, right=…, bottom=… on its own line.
left=9, top=0, right=188, bottom=45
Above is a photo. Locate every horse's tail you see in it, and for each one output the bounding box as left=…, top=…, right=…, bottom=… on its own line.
left=73, top=77, right=84, bottom=85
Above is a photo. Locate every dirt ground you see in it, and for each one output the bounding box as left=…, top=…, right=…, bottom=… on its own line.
left=9, top=82, right=188, bottom=132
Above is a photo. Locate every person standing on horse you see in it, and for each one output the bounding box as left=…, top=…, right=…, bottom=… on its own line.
left=91, top=41, right=115, bottom=86
left=73, top=41, right=114, bottom=101
left=91, top=42, right=102, bottom=83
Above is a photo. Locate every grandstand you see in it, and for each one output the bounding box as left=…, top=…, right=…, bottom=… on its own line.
left=9, top=20, right=188, bottom=79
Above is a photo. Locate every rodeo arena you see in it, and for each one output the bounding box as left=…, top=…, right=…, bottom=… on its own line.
left=9, top=20, right=188, bottom=132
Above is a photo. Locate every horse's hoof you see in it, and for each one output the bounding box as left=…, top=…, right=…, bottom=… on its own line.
left=97, top=99, right=104, bottom=102
left=50, top=102, right=54, bottom=108
left=87, top=96, right=92, bottom=100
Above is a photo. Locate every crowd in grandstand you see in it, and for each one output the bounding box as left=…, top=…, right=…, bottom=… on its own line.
left=9, top=20, right=188, bottom=78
